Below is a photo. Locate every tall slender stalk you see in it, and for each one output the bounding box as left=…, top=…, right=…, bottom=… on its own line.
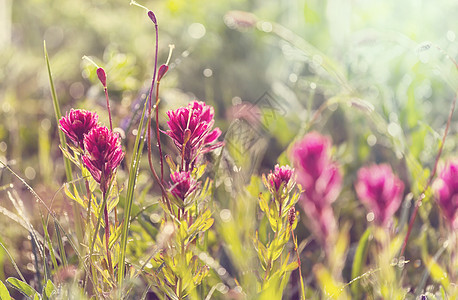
left=400, top=94, right=457, bottom=257
left=102, top=190, right=113, bottom=275
left=117, top=89, right=148, bottom=292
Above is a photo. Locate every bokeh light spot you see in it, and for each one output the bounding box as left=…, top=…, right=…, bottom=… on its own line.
left=188, top=23, right=206, bottom=39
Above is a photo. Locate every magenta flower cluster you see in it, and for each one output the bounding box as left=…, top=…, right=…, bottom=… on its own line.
left=433, top=160, right=458, bottom=230
left=266, top=164, right=294, bottom=198
left=268, top=165, right=294, bottom=191
left=291, top=132, right=341, bottom=247
left=355, top=164, right=404, bottom=227
left=59, top=109, right=99, bottom=150
left=59, top=109, right=124, bottom=193
left=165, top=101, right=222, bottom=170
left=169, top=171, right=199, bottom=203
left=82, top=126, right=124, bottom=193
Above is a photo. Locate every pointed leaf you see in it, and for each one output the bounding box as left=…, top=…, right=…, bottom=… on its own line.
left=351, top=227, right=371, bottom=297
left=0, top=280, right=11, bottom=300
left=42, top=280, right=55, bottom=300
left=64, top=183, right=87, bottom=209
left=6, top=277, right=37, bottom=299
left=425, top=255, right=450, bottom=289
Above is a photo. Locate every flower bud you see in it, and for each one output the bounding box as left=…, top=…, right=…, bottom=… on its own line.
left=97, top=67, right=107, bottom=88
left=157, top=64, right=169, bottom=82
left=147, top=10, right=157, bottom=24
left=288, top=207, right=296, bottom=227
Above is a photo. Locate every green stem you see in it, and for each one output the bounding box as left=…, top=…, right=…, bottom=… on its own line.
left=177, top=238, right=185, bottom=300
left=103, top=190, right=113, bottom=276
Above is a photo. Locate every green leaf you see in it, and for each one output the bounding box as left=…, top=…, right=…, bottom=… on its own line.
left=284, top=260, right=299, bottom=272
left=108, top=222, right=123, bottom=249
left=351, top=227, right=371, bottom=297
left=54, top=220, right=67, bottom=267
left=58, top=145, right=81, bottom=168
left=107, top=180, right=121, bottom=213
left=64, top=183, right=87, bottom=209
left=42, top=280, right=55, bottom=300
left=0, top=280, right=11, bottom=300
left=117, top=95, right=148, bottom=287
left=44, top=42, right=73, bottom=182
left=425, top=255, right=450, bottom=289
left=40, top=215, right=58, bottom=272
left=6, top=277, right=37, bottom=299
left=314, top=265, right=346, bottom=299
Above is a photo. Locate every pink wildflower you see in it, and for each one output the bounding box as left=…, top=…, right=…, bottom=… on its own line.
left=292, top=132, right=342, bottom=207
left=355, top=164, right=404, bottom=227
left=169, top=171, right=198, bottom=202
left=433, top=160, right=458, bottom=230
left=291, top=132, right=341, bottom=247
left=82, top=126, right=124, bottom=193
left=265, top=164, right=295, bottom=199
left=59, top=109, right=99, bottom=150
left=165, top=101, right=222, bottom=170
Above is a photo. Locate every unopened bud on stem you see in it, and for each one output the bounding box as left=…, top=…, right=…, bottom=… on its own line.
left=157, top=65, right=168, bottom=82
left=97, top=67, right=107, bottom=88
left=148, top=11, right=157, bottom=24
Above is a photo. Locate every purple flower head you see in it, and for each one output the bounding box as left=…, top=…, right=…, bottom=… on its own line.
left=166, top=101, right=222, bottom=170
left=291, top=132, right=342, bottom=208
left=355, top=164, right=404, bottom=227
left=265, top=165, right=295, bottom=198
left=82, top=126, right=124, bottom=193
left=433, top=160, right=458, bottom=230
left=291, top=132, right=341, bottom=249
left=59, top=109, right=99, bottom=150
left=169, top=171, right=198, bottom=202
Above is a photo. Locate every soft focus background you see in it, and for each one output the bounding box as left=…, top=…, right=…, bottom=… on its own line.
left=0, top=0, right=457, bottom=297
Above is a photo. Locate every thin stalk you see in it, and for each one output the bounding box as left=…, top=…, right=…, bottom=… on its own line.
left=0, top=241, right=27, bottom=282
left=44, top=42, right=73, bottom=182
left=291, top=230, right=305, bottom=300
left=117, top=93, right=148, bottom=293
left=45, top=41, right=84, bottom=246
left=30, top=232, right=42, bottom=292
left=143, top=15, right=171, bottom=214
left=400, top=94, right=456, bottom=257
left=147, top=19, right=159, bottom=181
left=54, top=220, right=68, bottom=267
left=84, top=178, right=93, bottom=233
left=83, top=177, right=98, bottom=294
left=400, top=51, right=458, bottom=257
left=177, top=239, right=185, bottom=300
left=89, top=187, right=110, bottom=272
left=103, top=190, right=113, bottom=276
left=155, top=81, right=164, bottom=181
left=104, top=87, right=113, bottom=131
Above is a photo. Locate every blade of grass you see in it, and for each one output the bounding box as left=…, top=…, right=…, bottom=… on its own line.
left=118, top=92, right=149, bottom=291
left=54, top=220, right=68, bottom=267
left=0, top=242, right=26, bottom=283
left=44, top=41, right=73, bottom=182
left=351, top=227, right=371, bottom=298
left=44, top=41, right=84, bottom=246
left=41, top=215, right=58, bottom=271
left=29, top=232, right=42, bottom=293
left=0, top=160, right=100, bottom=298
left=0, top=280, right=11, bottom=299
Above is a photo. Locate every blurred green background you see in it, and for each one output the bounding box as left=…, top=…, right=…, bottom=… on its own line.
left=0, top=0, right=457, bottom=294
